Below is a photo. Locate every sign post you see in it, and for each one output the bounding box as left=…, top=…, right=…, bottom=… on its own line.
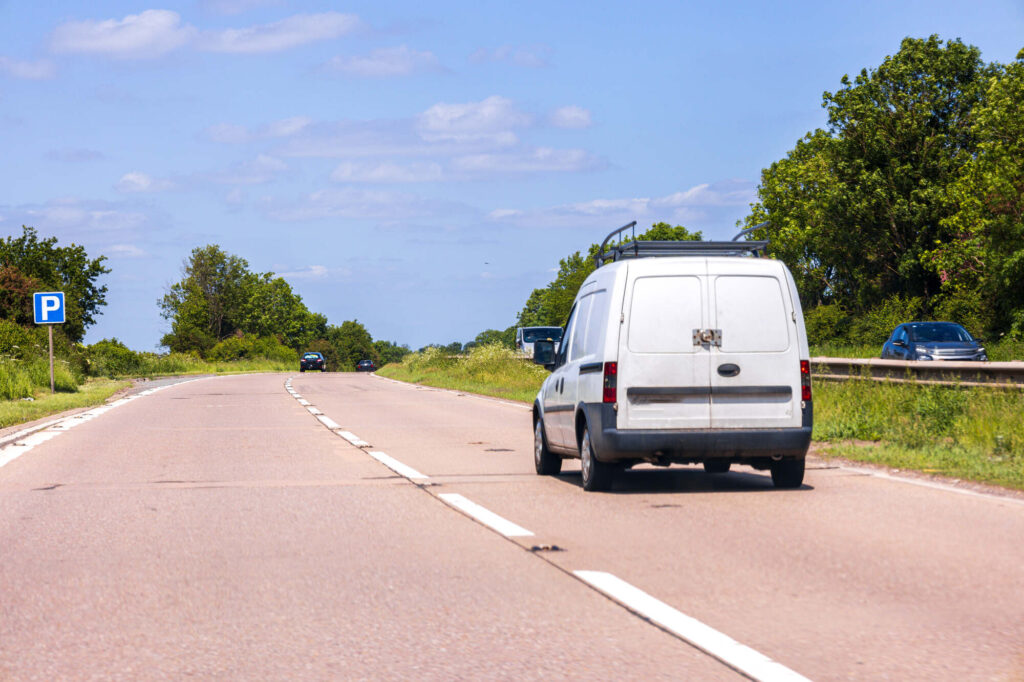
left=33, top=292, right=66, bottom=394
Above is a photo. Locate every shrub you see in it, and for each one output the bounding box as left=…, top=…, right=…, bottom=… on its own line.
left=848, top=295, right=925, bottom=345
left=804, top=304, right=851, bottom=346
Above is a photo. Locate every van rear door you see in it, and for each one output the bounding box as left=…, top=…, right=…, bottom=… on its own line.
left=617, top=260, right=711, bottom=430
left=709, top=260, right=801, bottom=429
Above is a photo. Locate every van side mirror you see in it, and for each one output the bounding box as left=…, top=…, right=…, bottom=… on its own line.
left=533, top=340, right=556, bottom=370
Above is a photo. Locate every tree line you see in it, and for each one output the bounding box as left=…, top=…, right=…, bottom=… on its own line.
left=159, top=245, right=409, bottom=369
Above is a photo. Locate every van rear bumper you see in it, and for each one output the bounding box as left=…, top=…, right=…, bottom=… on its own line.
left=583, top=403, right=812, bottom=463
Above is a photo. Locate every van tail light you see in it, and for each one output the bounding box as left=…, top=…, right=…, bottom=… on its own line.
left=800, top=360, right=812, bottom=401
left=603, top=362, right=618, bottom=403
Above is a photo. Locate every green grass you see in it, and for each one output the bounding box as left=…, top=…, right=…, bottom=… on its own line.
left=378, top=344, right=546, bottom=403
left=814, top=379, right=1024, bottom=490
left=0, top=377, right=131, bottom=429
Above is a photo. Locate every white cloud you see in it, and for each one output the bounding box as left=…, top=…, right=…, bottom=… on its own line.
left=453, top=147, right=600, bottom=175
left=331, top=161, right=443, bottom=183
left=0, top=57, right=56, bottom=80
left=488, top=180, right=757, bottom=228
left=116, top=172, right=175, bottom=193
left=268, top=187, right=465, bottom=222
left=199, top=0, right=282, bottom=15
left=277, top=264, right=334, bottom=280
left=199, top=12, right=360, bottom=53
left=7, top=198, right=149, bottom=233
left=550, top=105, right=592, bottom=129
left=416, top=95, right=531, bottom=145
left=211, top=154, right=288, bottom=184
left=326, top=46, right=441, bottom=77
left=51, top=10, right=196, bottom=59
left=205, top=116, right=311, bottom=143
left=107, top=244, right=148, bottom=258
left=469, top=44, right=551, bottom=68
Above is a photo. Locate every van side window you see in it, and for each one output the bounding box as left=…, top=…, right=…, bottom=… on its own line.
left=559, top=305, right=579, bottom=366
left=569, top=294, right=593, bottom=361
left=583, top=290, right=607, bottom=356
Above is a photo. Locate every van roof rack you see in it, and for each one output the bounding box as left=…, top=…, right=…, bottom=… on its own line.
left=593, top=221, right=770, bottom=268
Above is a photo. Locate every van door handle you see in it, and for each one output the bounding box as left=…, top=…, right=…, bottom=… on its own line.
left=717, top=363, right=740, bottom=377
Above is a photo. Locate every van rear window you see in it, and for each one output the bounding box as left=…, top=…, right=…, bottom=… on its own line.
left=628, top=276, right=702, bottom=354
left=714, top=276, right=790, bottom=352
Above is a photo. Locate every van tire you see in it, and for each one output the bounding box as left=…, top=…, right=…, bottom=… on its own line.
left=703, top=460, right=731, bottom=474
left=580, top=425, right=613, bottom=492
left=534, top=417, right=562, bottom=475
left=770, top=458, right=805, bottom=488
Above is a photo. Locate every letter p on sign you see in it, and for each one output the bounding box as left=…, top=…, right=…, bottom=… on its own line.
left=33, top=292, right=66, bottom=324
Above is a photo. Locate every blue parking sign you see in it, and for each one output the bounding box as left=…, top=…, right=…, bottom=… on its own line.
left=33, top=292, right=66, bottom=324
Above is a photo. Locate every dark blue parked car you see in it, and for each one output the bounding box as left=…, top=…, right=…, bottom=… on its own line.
left=881, top=322, right=987, bottom=361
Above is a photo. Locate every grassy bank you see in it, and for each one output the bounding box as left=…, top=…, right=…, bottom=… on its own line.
left=381, top=345, right=1024, bottom=490
left=0, top=377, right=131, bottom=429
left=378, top=345, right=548, bottom=403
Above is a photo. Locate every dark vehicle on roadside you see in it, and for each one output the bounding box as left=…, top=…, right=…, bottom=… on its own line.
left=300, top=351, right=326, bottom=372
left=881, top=322, right=987, bottom=361
left=356, top=359, right=376, bottom=372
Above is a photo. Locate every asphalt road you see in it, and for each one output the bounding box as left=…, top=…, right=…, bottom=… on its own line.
left=1, top=373, right=1023, bottom=680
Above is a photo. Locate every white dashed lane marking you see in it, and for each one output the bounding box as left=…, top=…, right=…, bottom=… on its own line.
left=574, top=571, right=811, bottom=682
left=369, top=451, right=428, bottom=481
left=438, top=493, right=534, bottom=538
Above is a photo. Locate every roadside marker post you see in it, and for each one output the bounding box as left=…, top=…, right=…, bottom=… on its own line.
left=33, top=292, right=66, bottom=394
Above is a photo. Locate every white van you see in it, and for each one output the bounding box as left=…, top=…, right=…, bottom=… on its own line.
left=515, top=326, right=563, bottom=358
left=532, top=222, right=812, bottom=491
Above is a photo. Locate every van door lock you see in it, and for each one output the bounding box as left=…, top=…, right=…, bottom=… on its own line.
left=692, top=329, right=722, bottom=347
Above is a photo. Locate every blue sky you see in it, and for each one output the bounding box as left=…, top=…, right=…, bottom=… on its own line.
left=2, top=1, right=1022, bottom=350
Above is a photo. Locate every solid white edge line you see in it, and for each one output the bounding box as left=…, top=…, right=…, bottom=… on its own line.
left=0, top=377, right=204, bottom=470
left=839, top=465, right=1024, bottom=507
left=306, top=406, right=323, bottom=415
left=573, top=571, right=810, bottom=682
left=369, top=451, right=428, bottom=480
left=437, top=493, right=534, bottom=538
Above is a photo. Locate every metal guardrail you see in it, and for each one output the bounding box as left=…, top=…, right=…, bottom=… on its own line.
left=811, top=357, right=1024, bottom=388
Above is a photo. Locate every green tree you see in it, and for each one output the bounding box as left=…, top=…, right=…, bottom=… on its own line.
left=745, top=36, right=994, bottom=316
left=326, top=320, right=377, bottom=370
left=932, top=49, right=1024, bottom=335
left=0, top=226, right=110, bottom=341
left=374, top=339, right=411, bottom=365
left=159, top=245, right=250, bottom=346
left=0, top=265, right=44, bottom=327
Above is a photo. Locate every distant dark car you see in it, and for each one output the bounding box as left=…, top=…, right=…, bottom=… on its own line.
left=356, top=359, right=376, bottom=372
left=300, top=352, right=326, bottom=372
left=881, top=322, right=987, bottom=361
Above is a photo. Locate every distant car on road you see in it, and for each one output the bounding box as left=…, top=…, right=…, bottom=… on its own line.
left=300, top=352, right=326, bottom=372
left=515, top=326, right=563, bottom=358
left=356, top=359, right=376, bottom=372
left=881, top=322, right=987, bottom=361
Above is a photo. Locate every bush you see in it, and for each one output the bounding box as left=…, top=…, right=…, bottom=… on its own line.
left=804, top=304, right=851, bottom=346
left=87, top=338, right=143, bottom=377
left=848, top=295, right=925, bottom=345
left=207, top=335, right=295, bottom=363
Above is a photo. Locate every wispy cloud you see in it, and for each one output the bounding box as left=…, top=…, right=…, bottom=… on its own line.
left=46, top=148, right=105, bottom=162
left=487, top=180, right=757, bottom=228
left=51, top=10, right=197, bottom=59
left=0, top=198, right=149, bottom=234
left=0, top=56, right=56, bottom=80
left=550, top=105, right=592, bottom=129
left=116, top=172, right=175, bottom=193
left=267, top=187, right=469, bottom=222
left=107, top=243, right=149, bottom=258
left=469, top=44, right=551, bottom=68
left=50, top=10, right=359, bottom=59
left=198, top=12, right=360, bottom=53
left=331, top=161, right=443, bottom=183
left=210, top=154, right=288, bottom=184
left=204, top=116, right=311, bottom=143
left=416, top=95, right=531, bottom=145
left=452, top=147, right=602, bottom=174
left=326, top=46, right=441, bottom=77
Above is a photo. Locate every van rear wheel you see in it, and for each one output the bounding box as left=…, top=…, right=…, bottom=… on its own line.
left=770, top=458, right=805, bottom=489
left=534, top=417, right=561, bottom=475
left=580, top=426, right=613, bottom=492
